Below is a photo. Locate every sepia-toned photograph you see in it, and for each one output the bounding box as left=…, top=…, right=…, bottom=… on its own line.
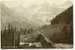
left=1, top=0, right=73, bottom=49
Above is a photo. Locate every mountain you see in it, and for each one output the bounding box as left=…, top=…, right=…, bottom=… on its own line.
left=37, top=6, right=73, bottom=44
left=1, top=4, right=39, bottom=30
left=51, top=6, right=73, bottom=24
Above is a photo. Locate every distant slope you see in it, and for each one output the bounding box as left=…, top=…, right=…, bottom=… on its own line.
left=1, top=4, right=38, bottom=30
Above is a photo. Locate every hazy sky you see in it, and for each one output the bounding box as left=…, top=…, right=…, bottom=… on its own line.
left=2, top=0, right=72, bottom=8
left=1, top=0, right=73, bottom=26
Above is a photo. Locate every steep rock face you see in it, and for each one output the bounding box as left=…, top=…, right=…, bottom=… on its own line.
left=51, top=6, right=73, bottom=24
left=39, top=6, right=73, bottom=44
left=50, top=6, right=73, bottom=43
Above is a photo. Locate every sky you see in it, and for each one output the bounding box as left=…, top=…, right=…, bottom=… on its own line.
left=2, top=0, right=72, bottom=8
left=1, top=0, right=73, bottom=27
